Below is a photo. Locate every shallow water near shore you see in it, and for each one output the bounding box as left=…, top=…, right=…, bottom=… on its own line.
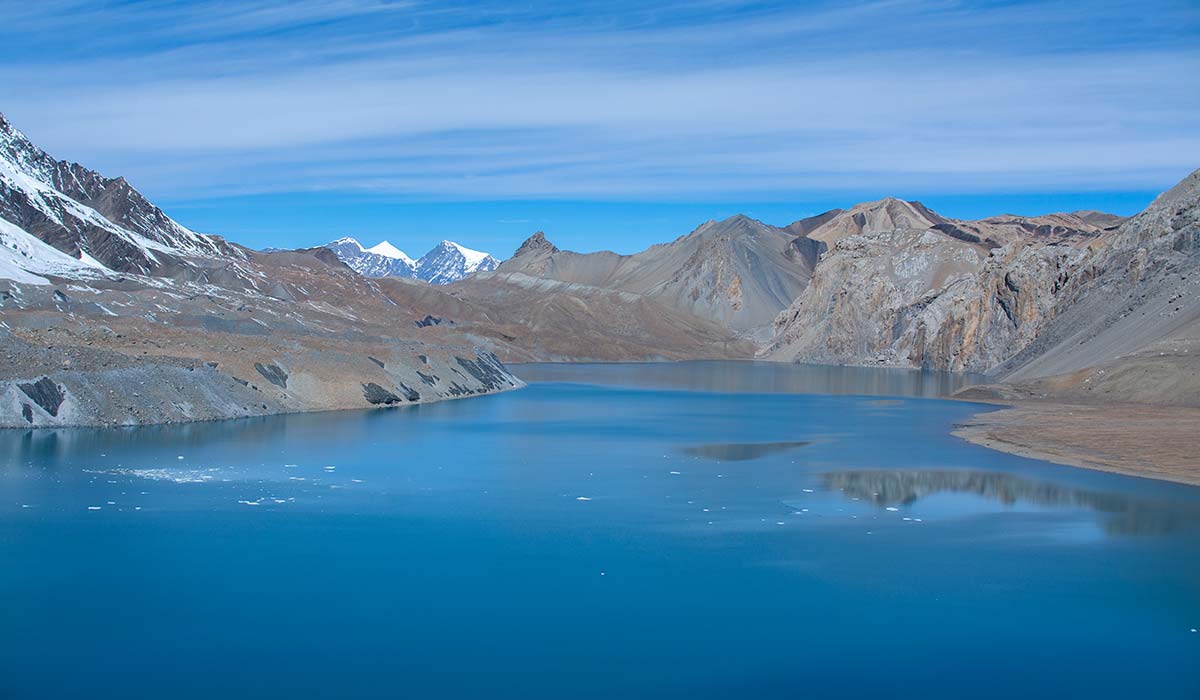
left=2, top=362, right=1198, bottom=698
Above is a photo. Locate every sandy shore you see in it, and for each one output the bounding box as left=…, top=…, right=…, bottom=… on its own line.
left=953, top=400, right=1200, bottom=486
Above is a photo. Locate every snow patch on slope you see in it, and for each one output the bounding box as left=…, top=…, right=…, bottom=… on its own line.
left=0, top=217, right=108, bottom=284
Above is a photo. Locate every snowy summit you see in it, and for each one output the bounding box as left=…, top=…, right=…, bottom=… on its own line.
left=323, top=237, right=499, bottom=284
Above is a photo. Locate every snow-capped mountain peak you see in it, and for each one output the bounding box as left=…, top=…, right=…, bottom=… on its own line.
left=441, top=240, right=491, bottom=269
left=366, top=240, right=415, bottom=266
left=416, top=240, right=501, bottom=284
left=324, top=237, right=416, bottom=279
left=322, top=236, right=500, bottom=284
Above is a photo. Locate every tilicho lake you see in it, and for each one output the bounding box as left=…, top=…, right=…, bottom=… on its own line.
left=2, top=362, right=1198, bottom=698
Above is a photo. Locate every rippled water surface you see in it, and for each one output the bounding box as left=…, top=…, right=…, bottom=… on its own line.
left=2, top=362, right=1198, bottom=698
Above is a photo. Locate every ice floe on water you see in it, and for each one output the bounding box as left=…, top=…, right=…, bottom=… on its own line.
left=88, top=468, right=221, bottom=484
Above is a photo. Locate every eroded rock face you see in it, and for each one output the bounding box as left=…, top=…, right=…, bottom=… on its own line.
left=18, top=377, right=65, bottom=416
left=254, top=362, right=288, bottom=389
left=362, top=383, right=403, bottom=405
left=996, top=168, right=1200, bottom=381
left=763, top=195, right=1123, bottom=371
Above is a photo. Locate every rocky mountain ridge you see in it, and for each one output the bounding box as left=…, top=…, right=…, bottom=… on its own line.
left=499, top=214, right=822, bottom=337
left=0, top=113, right=241, bottom=278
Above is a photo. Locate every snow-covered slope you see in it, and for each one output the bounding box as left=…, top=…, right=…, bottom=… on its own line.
left=324, top=237, right=499, bottom=284
left=324, top=237, right=417, bottom=278
left=0, top=217, right=109, bottom=285
left=0, top=111, right=236, bottom=280
left=416, top=240, right=500, bottom=284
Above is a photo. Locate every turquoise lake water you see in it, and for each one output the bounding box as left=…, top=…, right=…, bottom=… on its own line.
left=1, top=362, right=1198, bottom=698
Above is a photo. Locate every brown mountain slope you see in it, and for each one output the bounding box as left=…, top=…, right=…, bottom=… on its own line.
left=498, top=215, right=821, bottom=336
left=378, top=271, right=755, bottom=362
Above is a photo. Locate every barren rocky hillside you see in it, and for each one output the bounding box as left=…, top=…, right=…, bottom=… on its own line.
left=498, top=215, right=820, bottom=338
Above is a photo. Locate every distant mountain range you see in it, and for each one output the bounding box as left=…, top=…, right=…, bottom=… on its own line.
left=323, top=237, right=500, bottom=284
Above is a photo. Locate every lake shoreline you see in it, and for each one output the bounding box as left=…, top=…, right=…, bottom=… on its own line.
left=952, top=399, right=1200, bottom=487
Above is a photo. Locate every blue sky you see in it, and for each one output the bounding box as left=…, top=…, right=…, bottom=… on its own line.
left=1, top=0, right=1197, bottom=256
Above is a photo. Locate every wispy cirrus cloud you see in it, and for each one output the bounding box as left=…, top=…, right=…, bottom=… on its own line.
left=1, top=0, right=1197, bottom=202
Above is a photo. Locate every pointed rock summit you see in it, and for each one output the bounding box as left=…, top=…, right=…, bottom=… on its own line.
left=513, top=231, right=558, bottom=257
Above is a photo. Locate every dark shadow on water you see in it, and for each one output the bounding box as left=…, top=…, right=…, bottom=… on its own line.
left=682, top=441, right=810, bottom=461
left=824, top=469, right=1200, bottom=536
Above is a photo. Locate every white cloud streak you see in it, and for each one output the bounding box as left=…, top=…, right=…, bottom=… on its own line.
left=1, top=0, right=1197, bottom=200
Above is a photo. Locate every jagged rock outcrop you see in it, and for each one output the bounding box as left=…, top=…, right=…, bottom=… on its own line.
left=511, top=231, right=558, bottom=257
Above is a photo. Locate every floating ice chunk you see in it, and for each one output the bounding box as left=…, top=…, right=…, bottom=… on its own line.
left=323, top=466, right=336, bottom=472
left=669, top=471, right=681, bottom=475
left=885, top=507, right=899, bottom=512
left=575, top=496, right=592, bottom=501
left=802, top=488, right=814, bottom=493
left=87, top=506, right=101, bottom=510
left=284, top=464, right=298, bottom=468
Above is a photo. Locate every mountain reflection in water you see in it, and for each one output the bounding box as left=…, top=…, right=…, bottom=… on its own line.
left=514, top=360, right=985, bottom=398
left=682, top=441, right=811, bottom=461
left=823, top=469, right=1199, bottom=536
